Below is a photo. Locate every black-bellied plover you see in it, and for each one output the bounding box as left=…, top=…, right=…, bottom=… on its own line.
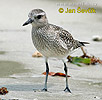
left=23, top=9, right=89, bottom=93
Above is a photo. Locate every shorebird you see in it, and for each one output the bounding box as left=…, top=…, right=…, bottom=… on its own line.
left=23, top=9, right=89, bottom=93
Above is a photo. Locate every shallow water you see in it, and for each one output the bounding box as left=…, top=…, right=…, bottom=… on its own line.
left=0, top=61, right=28, bottom=77
left=0, top=51, right=6, bottom=55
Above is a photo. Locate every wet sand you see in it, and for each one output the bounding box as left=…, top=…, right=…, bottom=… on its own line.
left=0, top=0, right=102, bottom=100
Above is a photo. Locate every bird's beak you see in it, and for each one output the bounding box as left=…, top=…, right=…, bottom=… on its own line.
left=23, top=18, right=33, bottom=26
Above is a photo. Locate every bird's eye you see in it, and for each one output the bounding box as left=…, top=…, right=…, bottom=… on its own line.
left=37, top=15, right=42, bottom=19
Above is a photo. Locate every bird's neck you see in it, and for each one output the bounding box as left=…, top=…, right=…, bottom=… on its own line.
left=32, top=22, right=49, bottom=29
left=32, top=23, right=49, bottom=31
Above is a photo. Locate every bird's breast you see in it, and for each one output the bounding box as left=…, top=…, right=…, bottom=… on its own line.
left=32, top=30, right=69, bottom=58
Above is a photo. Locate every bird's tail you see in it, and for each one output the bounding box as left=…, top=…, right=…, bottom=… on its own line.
left=75, top=40, right=89, bottom=48
left=72, top=40, right=89, bottom=50
left=78, top=41, right=89, bottom=47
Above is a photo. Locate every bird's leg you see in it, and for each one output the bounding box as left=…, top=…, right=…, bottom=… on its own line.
left=42, top=58, right=49, bottom=91
left=63, top=62, right=71, bottom=93
left=33, top=58, right=49, bottom=92
left=80, top=47, right=87, bottom=56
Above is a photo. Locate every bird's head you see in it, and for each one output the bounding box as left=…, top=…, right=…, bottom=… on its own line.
left=23, top=9, right=48, bottom=27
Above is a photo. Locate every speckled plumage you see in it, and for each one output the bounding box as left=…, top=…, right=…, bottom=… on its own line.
left=32, top=24, right=72, bottom=58
left=31, top=22, right=83, bottom=59
left=23, top=9, right=88, bottom=92
left=26, top=9, right=85, bottom=59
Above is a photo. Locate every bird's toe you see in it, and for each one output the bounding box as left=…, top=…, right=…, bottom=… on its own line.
left=64, top=87, right=71, bottom=93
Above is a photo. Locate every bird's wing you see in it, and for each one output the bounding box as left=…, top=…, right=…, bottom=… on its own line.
left=48, top=24, right=88, bottom=51
left=58, top=29, right=75, bottom=50
left=48, top=24, right=75, bottom=50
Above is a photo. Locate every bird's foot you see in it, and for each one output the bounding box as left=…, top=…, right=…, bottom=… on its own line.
left=33, top=88, right=48, bottom=92
left=64, top=87, right=71, bottom=93
left=42, top=88, right=47, bottom=91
